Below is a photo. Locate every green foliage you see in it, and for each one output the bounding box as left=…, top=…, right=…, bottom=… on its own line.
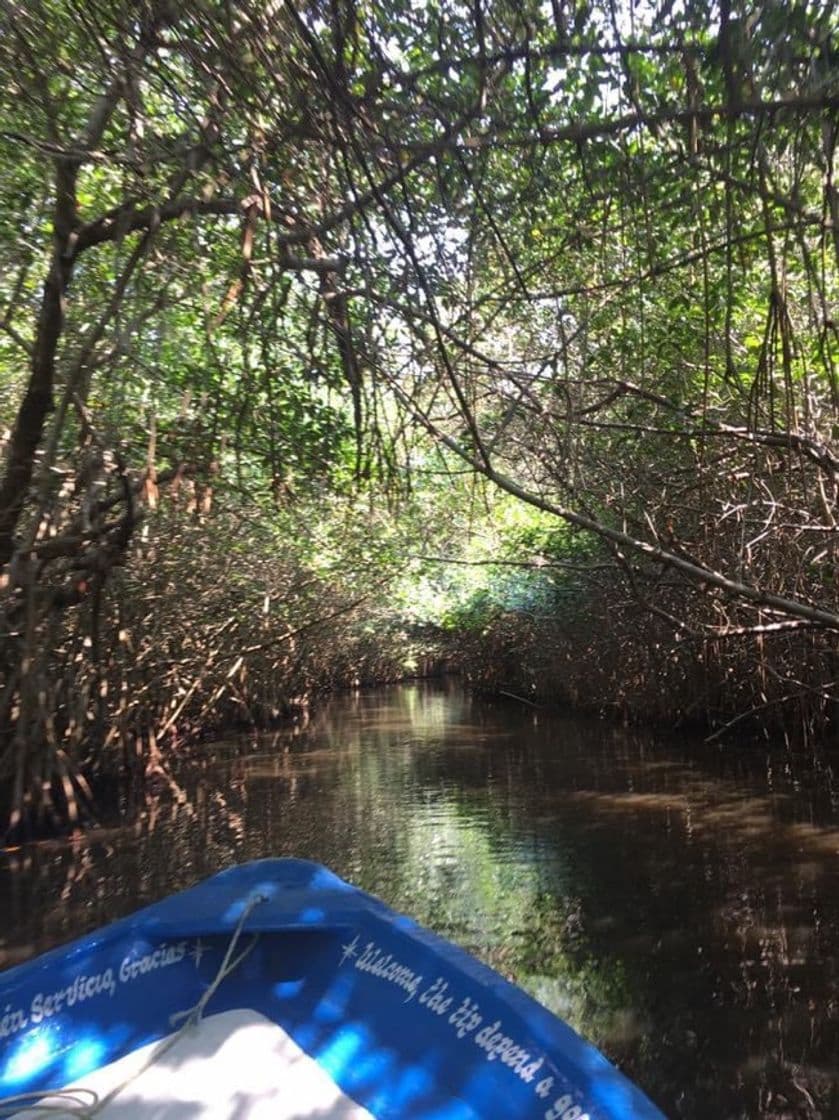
left=1, top=0, right=838, bottom=830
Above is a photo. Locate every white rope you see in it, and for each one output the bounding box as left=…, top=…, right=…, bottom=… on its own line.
left=0, top=891, right=267, bottom=1120
left=0, top=1090, right=99, bottom=1117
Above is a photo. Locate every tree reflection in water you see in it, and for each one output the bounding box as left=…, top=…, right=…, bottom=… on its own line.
left=2, top=682, right=838, bottom=1118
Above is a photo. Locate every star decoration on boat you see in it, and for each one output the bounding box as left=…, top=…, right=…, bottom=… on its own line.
left=340, top=935, right=359, bottom=965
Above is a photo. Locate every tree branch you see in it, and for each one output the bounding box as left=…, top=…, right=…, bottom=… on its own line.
left=383, top=376, right=839, bottom=632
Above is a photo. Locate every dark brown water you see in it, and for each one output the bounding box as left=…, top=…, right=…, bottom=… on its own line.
left=2, top=682, right=839, bottom=1118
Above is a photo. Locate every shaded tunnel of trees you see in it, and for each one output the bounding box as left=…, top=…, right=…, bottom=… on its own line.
left=0, top=0, right=837, bottom=835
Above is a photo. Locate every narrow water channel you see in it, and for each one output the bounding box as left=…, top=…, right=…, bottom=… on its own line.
left=2, top=682, right=838, bottom=1118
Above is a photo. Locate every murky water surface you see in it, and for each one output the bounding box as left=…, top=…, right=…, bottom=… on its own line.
left=2, top=682, right=839, bottom=1118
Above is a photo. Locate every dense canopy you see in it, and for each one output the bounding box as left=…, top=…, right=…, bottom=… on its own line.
left=1, top=0, right=837, bottom=833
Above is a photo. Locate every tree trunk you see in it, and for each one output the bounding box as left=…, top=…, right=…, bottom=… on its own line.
left=0, top=164, right=77, bottom=566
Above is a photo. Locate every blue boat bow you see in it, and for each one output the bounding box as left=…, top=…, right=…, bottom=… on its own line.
left=0, top=859, right=667, bottom=1119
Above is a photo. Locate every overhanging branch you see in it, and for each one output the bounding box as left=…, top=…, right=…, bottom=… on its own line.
left=384, top=378, right=839, bottom=633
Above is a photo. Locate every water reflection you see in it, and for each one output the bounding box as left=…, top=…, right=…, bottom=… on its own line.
left=2, top=682, right=839, bottom=1118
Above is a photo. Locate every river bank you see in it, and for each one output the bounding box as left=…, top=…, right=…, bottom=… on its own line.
left=448, top=593, right=839, bottom=748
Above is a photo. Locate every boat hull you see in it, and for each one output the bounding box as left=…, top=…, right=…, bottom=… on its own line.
left=0, top=859, right=666, bottom=1118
